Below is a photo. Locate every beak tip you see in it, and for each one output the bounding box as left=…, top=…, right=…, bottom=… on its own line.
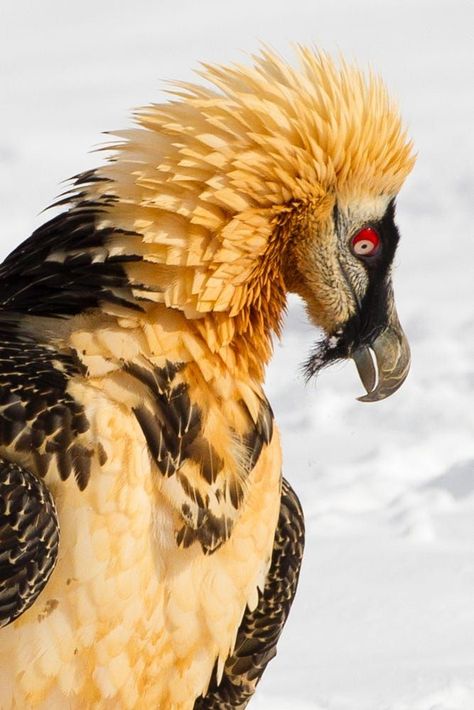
left=356, top=390, right=390, bottom=403
left=352, top=325, right=411, bottom=403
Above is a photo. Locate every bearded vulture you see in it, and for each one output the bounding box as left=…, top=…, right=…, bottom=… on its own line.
left=0, top=47, right=414, bottom=708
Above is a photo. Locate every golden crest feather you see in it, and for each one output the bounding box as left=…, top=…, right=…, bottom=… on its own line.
left=77, top=47, right=414, bottom=378
left=86, top=48, right=414, bottom=339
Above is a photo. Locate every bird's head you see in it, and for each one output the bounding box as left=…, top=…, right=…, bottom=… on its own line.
left=283, top=191, right=411, bottom=402
left=83, top=47, right=415, bottom=396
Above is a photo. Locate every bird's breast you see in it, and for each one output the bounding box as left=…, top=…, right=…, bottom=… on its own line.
left=0, top=377, right=282, bottom=709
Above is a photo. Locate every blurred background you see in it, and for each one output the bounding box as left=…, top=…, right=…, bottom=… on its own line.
left=1, top=2, right=473, bottom=708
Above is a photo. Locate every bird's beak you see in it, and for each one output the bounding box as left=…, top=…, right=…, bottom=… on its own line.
left=304, top=281, right=411, bottom=402
left=352, top=308, right=410, bottom=402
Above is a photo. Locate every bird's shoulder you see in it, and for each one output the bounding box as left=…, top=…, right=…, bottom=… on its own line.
left=0, top=181, right=140, bottom=317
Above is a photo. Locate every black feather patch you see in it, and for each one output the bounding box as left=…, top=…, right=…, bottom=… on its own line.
left=240, top=396, right=274, bottom=473
left=0, top=188, right=142, bottom=316
left=130, top=361, right=274, bottom=554
left=130, top=361, right=223, bottom=483
left=0, top=460, right=60, bottom=627
left=0, top=320, right=94, bottom=490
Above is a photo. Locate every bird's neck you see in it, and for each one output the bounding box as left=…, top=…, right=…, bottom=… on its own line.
left=65, top=292, right=285, bottom=388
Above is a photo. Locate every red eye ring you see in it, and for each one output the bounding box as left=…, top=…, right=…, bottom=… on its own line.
left=351, top=227, right=381, bottom=258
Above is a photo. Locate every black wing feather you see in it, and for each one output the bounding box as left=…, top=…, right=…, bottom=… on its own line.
left=0, top=183, right=141, bottom=316
left=0, top=320, right=93, bottom=490
left=0, top=460, right=59, bottom=627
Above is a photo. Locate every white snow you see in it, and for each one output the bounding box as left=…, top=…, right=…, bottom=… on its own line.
left=1, top=1, right=473, bottom=708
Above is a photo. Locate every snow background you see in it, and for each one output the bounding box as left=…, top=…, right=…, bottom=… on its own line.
left=1, top=1, right=473, bottom=708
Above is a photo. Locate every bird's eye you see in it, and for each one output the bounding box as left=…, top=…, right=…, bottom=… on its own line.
left=351, top=227, right=381, bottom=258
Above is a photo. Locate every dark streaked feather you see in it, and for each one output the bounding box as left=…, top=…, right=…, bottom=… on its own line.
left=0, top=460, right=60, bottom=627
left=194, top=477, right=305, bottom=708
left=0, top=179, right=142, bottom=316
left=0, top=320, right=93, bottom=490
left=130, top=361, right=274, bottom=554
left=240, top=396, right=273, bottom=472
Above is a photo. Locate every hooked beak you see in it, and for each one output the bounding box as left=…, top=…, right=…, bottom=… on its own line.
left=352, top=313, right=410, bottom=402
left=304, top=287, right=411, bottom=403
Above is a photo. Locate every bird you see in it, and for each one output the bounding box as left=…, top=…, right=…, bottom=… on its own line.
left=0, top=47, right=414, bottom=708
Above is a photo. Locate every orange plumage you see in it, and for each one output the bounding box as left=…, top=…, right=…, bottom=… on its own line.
left=0, top=47, right=414, bottom=708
